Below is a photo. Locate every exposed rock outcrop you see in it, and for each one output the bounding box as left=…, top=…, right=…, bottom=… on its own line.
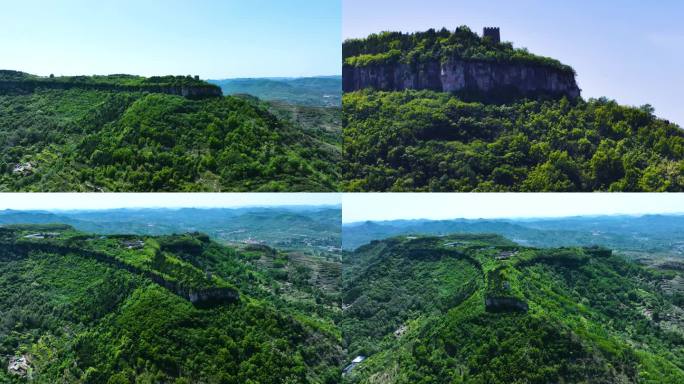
left=343, top=58, right=580, bottom=100
left=485, top=296, right=529, bottom=313
left=7, top=355, right=31, bottom=378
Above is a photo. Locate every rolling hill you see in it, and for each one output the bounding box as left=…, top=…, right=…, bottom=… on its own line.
left=0, top=206, right=342, bottom=253
left=342, top=215, right=684, bottom=259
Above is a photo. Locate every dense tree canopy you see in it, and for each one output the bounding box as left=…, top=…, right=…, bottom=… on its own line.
left=343, top=27, right=572, bottom=73
left=341, top=235, right=684, bottom=383
left=0, top=85, right=340, bottom=191
left=343, top=90, right=684, bottom=191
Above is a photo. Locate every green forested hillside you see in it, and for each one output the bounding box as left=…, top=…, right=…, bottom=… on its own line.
left=0, top=70, right=219, bottom=93
left=343, top=27, right=571, bottom=73
left=0, top=226, right=343, bottom=383
left=0, top=72, right=341, bottom=192
left=343, top=90, right=683, bottom=191
left=341, top=234, right=684, bottom=383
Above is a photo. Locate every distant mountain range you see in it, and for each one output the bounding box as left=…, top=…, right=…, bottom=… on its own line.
left=343, top=215, right=684, bottom=259
left=341, top=233, right=684, bottom=382
left=208, top=76, right=341, bottom=107
left=0, top=206, right=341, bottom=252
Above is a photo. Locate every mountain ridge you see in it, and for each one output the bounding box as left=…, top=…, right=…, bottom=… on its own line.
left=341, top=233, right=684, bottom=383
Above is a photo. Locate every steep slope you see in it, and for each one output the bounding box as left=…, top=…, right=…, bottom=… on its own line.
left=343, top=27, right=578, bottom=101
left=343, top=91, right=683, bottom=191
left=342, top=28, right=684, bottom=192
left=341, top=234, right=684, bottom=383
left=0, top=225, right=343, bottom=383
left=0, top=71, right=340, bottom=191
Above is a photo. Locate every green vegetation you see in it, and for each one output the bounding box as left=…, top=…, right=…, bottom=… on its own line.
left=0, top=69, right=215, bottom=86
left=342, top=27, right=573, bottom=74
left=343, top=90, right=684, bottom=191
left=4, top=217, right=683, bottom=382
left=0, top=225, right=342, bottom=383
left=342, top=234, right=684, bottom=383
left=267, top=101, right=342, bottom=151
left=209, top=76, right=342, bottom=107
left=0, top=72, right=340, bottom=191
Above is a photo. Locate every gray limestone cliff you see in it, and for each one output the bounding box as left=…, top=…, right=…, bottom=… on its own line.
left=343, top=58, right=580, bottom=100
left=485, top=296, right=529, bottom=313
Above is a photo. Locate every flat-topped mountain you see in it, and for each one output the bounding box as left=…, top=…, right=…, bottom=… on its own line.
left=341, top=234, right=684, bottom=383
left=0, top=70, right=222, bottom=99
left=0, top=224, right=343, bottom=382
left=343, top=27, right=580, bottom=101
left=342, top=28, right=684, bottom=192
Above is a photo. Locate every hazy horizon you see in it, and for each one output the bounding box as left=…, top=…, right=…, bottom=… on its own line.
left=343, top=0, right=684, bottom=127
left=342, top=193, right=684, bottom=223
left=1, top=71, right=343, bottom=81
left=343, top=212, right=684, bottom=225
left=0, top=193, right=342, bottom=211
left=0, top=0, right=341, bottom=79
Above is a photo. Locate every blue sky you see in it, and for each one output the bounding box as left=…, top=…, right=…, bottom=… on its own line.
left=343, top=193, right=684, bottom=223
left=344, top=0, right=684, bottom=127
left=0, top=193, right=341, bottom=211
left=0, top=0, right=341, bottom=79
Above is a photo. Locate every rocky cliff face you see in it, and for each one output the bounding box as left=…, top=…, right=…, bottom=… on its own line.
left=0, top=80, right=222, bottom=99
left=343, top=58, right=580, bottom=100
left=485, top=296, right=529, bottom=313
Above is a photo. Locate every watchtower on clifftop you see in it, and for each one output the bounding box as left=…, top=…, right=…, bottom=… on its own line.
left=483, top=27, right=500, bottom=44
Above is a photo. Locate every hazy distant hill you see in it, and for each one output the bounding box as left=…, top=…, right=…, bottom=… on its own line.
left=0, top=206, right=341, bottom=252
left=342, top=215, right=684, bottom=258
left=209, top=76, right=341, bottom=107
